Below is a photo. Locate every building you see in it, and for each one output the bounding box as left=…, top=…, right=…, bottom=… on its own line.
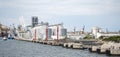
left=32, top=16, right=38, bottom=28
left=49, top=23, right=67, bottom=40
left=92, top=27, right=101, bottom=38
left=0, top=23, right=10, bottom=37
left=97, top=32, right=120, bottom=38
left=18, top=17, right=67, bottom=41
left=91, top=26, right=120, bottom=38
left=28, top=23, right=67, bottom=40
left=67, top=31, right=86, bottom=40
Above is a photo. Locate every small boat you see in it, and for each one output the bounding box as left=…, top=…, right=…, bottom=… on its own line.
left=8, top=34, right=14, bottom=39
left=3, top=37, right=7, bottom=41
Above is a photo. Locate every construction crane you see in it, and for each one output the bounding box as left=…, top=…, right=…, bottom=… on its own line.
left=82, top=25, right=85, bottom=34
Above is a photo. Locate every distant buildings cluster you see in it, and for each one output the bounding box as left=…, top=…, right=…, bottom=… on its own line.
left=0, top=17, right=120, bottom=40
left=0, top=22, right=10, bottom=37
left=68, top=26, right=120, bottom=40
left=91, top=27, right=120, bottom=38
left=18, top=16, right=67, bottom=40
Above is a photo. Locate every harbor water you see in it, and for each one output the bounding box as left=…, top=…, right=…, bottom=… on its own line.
left=0, top=39, right=118, bottom=57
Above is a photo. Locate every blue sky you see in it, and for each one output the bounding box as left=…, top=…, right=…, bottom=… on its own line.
left=0, top=0, right=120, bottom=32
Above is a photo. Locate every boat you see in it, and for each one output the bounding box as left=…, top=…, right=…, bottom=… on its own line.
left=3, top=37, right=7, bottom=41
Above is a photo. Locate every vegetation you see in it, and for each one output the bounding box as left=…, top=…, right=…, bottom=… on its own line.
left=83, top=33, right=93, bottom=39
left=99, top=36, right=108, bottom=39
left=102, top=36, right=120, bottom=42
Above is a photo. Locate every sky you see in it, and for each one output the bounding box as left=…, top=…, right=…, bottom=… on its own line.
left=0, top=0, right=120, bottom=32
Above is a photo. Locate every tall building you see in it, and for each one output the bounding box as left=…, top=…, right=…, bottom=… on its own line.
left=32, top=16, right=38, bottom=27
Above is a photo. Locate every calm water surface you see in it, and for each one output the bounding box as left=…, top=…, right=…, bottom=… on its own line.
left=0, top=39, right=119, bottom=57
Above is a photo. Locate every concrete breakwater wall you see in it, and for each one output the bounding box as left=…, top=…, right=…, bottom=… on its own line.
left=106, top=43, right=120, bottom=56
left=14, top=38, right=120, bottom=56
left=96, top=42, right=114, bottom=54
left=88, top=41, right=120, bottom=56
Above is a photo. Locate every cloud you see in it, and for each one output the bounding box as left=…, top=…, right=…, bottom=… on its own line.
left=0, top=0, right=120, bottom=16
left=0, top=0, right=120, bottom=31
left=0, top=0, right=119, bottom=26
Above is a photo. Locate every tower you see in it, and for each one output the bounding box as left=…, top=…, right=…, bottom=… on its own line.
left=32, top=16, right=38, bottom=27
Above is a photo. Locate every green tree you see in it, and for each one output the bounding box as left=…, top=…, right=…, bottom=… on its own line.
left=102, top=36, right=120, bottom=42
left=83, top=33, right=93, bottom=39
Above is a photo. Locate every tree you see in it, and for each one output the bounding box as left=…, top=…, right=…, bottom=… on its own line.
left=83, top=33, right=93, bottom=39
left=102, top=36, right=120, bottom=42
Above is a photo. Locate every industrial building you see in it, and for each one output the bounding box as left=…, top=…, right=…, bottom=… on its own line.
left=18, top=17, right=67, bottom=41
left=96, top=32, right=120, bottom=38
left=91, top=26, right=120, bottom=38
left=91, top=27, right=102, bottom=38
left=67, top=30, right=86, bottom=40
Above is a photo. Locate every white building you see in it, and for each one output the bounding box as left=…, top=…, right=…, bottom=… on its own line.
left=92, top=26, right=120, bottom=38
left=49, top=24, right=67, bottom=40
left=97, top=32, right=120, bottom=38
left=67, top=31, right=86, bottom=40
left=19, top=22, right=67, bottom=41
left=31, top=24, right=48, bottom=40
left=92, top=27, right=101, bottom=38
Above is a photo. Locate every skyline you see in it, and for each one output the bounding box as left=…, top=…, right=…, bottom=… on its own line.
left=0, top=0, right=120, bottom=32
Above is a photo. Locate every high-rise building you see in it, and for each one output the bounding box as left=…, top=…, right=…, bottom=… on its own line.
left=32, top=16, right=38, bottom=27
